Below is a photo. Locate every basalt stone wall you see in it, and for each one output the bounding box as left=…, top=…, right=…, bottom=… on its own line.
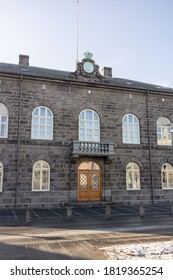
left=0, top=73, right=173, bottom=208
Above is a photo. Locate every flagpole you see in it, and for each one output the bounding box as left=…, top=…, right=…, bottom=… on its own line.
left=76, top=0, right=79, bottom=63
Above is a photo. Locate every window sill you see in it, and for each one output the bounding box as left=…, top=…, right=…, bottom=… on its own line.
left=127, top=189, right=140, bottom=191
left=31, top=138, right=53, bottom=141
left=32, top=190, right=50, bottom=192
left=162, top=188, right=173, bottom=190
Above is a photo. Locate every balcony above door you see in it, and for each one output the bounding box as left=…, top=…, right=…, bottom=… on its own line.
left=71, top=141, right=115, bottom=157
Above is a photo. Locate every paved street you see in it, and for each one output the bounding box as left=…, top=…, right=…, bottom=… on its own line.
left=0, top=204, right=173, bottom=260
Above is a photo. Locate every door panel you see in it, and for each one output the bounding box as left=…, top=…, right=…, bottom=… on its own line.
left=89, top=172, right=100, bottom=200
left=79, top=173, right=89, bottom=201
left=78, top=170, right=101, bottom=201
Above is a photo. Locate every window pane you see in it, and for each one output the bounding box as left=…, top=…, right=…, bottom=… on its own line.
left=80, top=128, right=84, bottom=136
left=33, top=109, right=39, bottom=116
left=94, top=113, right=99, bottom=121
left=168, top=171, right=173, bottom=187
left=126, top=163, right=132, bottom=170
left=47, top=127, right=51, bottom=134
left=46, top=132, right=51, bottom=139
left=94, top=130, right=98, bottom=136
left=127, top=171, right=133, bottom=189
left=47, top=119, right=52, bottom=126
left=94, top=135, right=99, bottom=141
left=86, top=129, right=92, bottom=136
left=32, top=132, right=38, bottom=138
left=80, top=112, right=84, bottom=120
left=157, top=117, right=170, bottom=126
left=42, top=170, right=49, bottom=179
left=129, top=132, right=133, bottom=138
left=157, top=134, right=161, bottom=140
left=79, top=134, right=84, bottom=141
left=86, top=110, right=92, bottom=120
left=86, top=122, right=92, bottom=128
left=34, top=162, right=41, bottom=168
left=33, top=118, right=38, bottom=125
left=134, top=171, right=139, bottom=189
left=86, top=135, right=92, bottom=141
left=134, top=132, right=139, bottom=138
left=0, top=124, right=5, bottom=136
left=40, top=126, right=45, bottom=133
left=128, top=115, right=133, bottom=123
left=42, top=184, right=48, bottom=190
left=0, top=103, right=8, bottom=115
left=80, top=121, right=84, bottom=127
left=94, top=122, right=99, bottom=129
left=123, top=124, right=127, bottom=130
left=123, top=132, right=128, bottom=142
left=134, top=117, right=138, bottom=123
left=33, top=183, right=40, bottom=190
left=1, top=116, right=7, bottom=122
left=33, top=125, right=38, bottom=133
left=40, top=107, right=46, bottom=116
left=134, top=124, right=139, bottom=131
left=129, top=124, right=133, bottom=130
left=42, top=162, right=48, bottom=168
left=34, top=170, right=40, bottom=184
left=157, top=127, right=161, bottom=133
left=40, top=118, right=45, bottom=125
left=124, top=116, right=127, bottom=122
left=47, top=110, right=52, bottom=117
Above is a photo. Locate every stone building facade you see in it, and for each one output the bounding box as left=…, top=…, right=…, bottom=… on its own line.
left=0, top=53, right=173, bottom=209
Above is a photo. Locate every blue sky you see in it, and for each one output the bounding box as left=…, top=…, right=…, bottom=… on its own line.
left=0, top=0, right=173, bottom=87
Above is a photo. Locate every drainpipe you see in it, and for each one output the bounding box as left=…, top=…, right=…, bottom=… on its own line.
left=68, top=157, right=72, bottom=203
left=103, top=158, right=106, bottom=201
left=146, top=90, right=154, bottom=204
left=15, top=72, right=23, bottom=208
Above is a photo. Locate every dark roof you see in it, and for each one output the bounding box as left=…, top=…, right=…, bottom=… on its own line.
left=0, top=61, right=173, bottom=93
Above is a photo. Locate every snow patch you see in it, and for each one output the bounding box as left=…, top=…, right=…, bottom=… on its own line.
left=101, top=241, right=173, bottom=260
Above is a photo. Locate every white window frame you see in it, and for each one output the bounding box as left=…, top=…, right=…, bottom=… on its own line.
left=161, top=163, right=173, bottom=190
left=0, top=162, right=3, bottom=192
left=0, top=103, right=8, bottom=138
left=79, top=109, right=100, bottom=142
left=32, top=160, right=50, bottom=191
left=122, top=114, right=140, bottom=144
left=31, top=106, right=53, bottom=140
left=157, top=117, right=171, bottom=146
left=126, top=162, right=140, bottom=190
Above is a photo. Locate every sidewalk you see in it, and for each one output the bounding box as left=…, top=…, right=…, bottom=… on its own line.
left=0, top=206, right=173, bottom=260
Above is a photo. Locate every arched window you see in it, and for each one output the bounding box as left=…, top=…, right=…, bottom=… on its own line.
left=157, top=117, right=171, bottom=145
left=161, top=163, right=173, bottom=189
left=0, top=162, right=3, bottom=191
left=126, top=162, right=140, bottom=190
left=0, top=103, right=8, bottom=138
left=122, top=114, right=140, bottom=144
left=79, top=109, right=100, bottom=142
left=31, top=106, right=53, bottom=140
left=32, top=160, right=50, bottom=191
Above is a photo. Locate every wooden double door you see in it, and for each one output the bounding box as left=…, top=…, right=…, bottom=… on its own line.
left=78, top=161, right=101, bottom=201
